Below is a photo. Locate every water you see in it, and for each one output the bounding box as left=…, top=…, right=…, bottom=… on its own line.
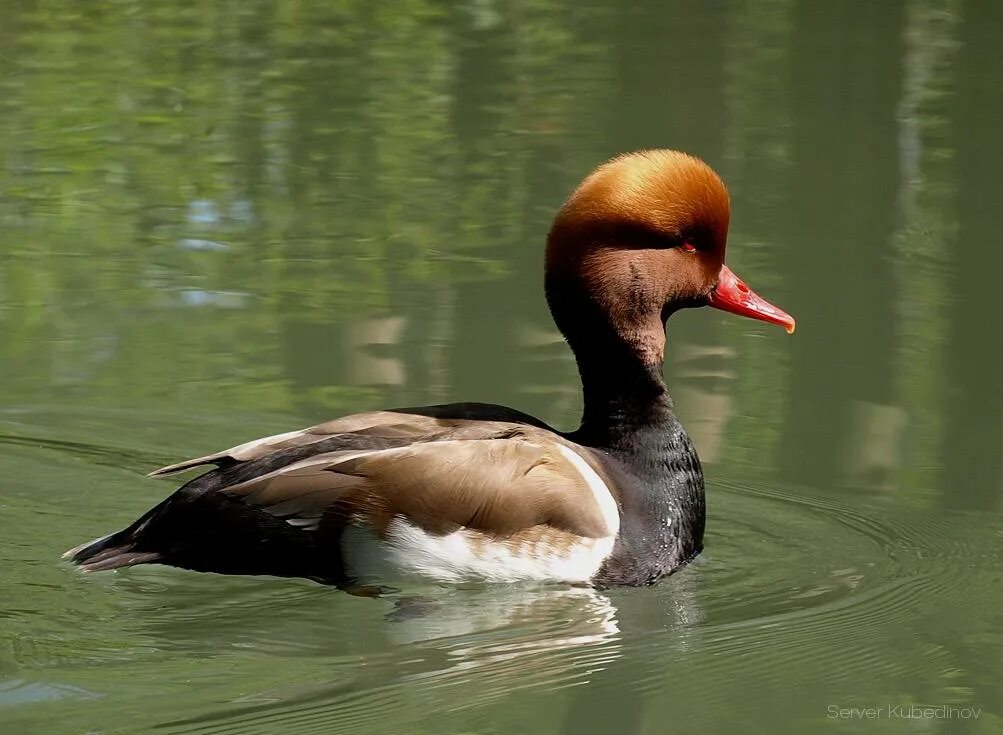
left=2, top=1, right=1002, bottom=733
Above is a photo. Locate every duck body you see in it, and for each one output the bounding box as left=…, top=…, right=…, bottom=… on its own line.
left=65, top=150, right=792, bottom=589
left=67, top=400, right=703, bottom=587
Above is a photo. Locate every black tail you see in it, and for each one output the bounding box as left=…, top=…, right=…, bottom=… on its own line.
left=62, top=437, right=377, bottom=583
left=62, top=480, right=338, bottom=582
left=62, top=528, right=161, bottom=572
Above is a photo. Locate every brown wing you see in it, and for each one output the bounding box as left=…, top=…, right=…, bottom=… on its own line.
left=147, top=411, right=413, bottom=477
left=217, top=433, right=617, bottom=540
left=147, top=403, right=551, bottom=477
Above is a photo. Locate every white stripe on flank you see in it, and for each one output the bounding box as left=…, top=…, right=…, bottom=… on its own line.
left=554, top=444, right=621, bottom=538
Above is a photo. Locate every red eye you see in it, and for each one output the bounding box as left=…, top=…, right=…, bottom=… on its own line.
left=681, top=242, right=697, bottom=253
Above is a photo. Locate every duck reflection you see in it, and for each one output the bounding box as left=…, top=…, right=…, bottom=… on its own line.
left=139, top=576, right=706, bottom=733
left=127, top=573, right=630, bottom=661
left=382, top=584, right=620, bottom=649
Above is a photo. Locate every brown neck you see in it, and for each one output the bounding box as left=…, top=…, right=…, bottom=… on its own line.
left=546, top=274, right=674, bottom=446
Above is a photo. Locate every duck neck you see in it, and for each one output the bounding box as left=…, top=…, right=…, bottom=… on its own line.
left=546, top=270, right=679, bottom=446
left=561, top=312, right=676, bottom=448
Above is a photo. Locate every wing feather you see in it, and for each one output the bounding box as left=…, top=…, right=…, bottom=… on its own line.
left=216, top=437, right=617, bottom=540
left=145, top=404, right=616, bottom=545
left=147, top=411, right=455, bottom=477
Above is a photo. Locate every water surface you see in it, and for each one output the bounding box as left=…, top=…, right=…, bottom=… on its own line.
left=2, top=1, right=1002, bottom=733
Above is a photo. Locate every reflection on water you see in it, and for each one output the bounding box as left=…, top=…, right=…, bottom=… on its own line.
left=1, top=0, right=1002, bottom=733
left=156, top=587, right=626, bottom=733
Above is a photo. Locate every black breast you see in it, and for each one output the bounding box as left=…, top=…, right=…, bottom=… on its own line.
left=588, top=416, right=706, bottom=586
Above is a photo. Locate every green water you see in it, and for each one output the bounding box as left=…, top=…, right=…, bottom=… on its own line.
left=2, top=1, right=1002, bottom=733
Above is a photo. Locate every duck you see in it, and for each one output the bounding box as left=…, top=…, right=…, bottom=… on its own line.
left=64, top=150, right=794, bottom=588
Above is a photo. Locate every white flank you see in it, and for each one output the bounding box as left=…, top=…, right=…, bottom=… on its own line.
left=343, top=444, right=620, bottom=585
left=344, top=520, right=616, bottom=584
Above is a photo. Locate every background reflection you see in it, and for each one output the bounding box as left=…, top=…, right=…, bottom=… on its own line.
left=1, top=1, right=1002, bottom=733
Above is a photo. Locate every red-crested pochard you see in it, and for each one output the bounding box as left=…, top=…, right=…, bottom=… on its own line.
left=65, top=150, right=794, bottom=588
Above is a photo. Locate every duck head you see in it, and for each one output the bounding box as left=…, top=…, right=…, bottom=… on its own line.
left=545, top=150, right=794, bottom=365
